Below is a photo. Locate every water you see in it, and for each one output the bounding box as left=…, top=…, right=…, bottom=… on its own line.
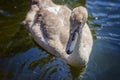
left=0, top=0, right=120, bottom=80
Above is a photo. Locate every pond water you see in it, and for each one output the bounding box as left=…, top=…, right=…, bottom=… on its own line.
left=0, top=0, right=120, bottom=80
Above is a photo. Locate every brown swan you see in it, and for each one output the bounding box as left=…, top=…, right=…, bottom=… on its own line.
left=23, top=0, right=93, bottom=68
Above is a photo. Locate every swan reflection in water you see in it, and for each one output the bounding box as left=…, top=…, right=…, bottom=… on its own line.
left=23, top=0, right=93, bottom=68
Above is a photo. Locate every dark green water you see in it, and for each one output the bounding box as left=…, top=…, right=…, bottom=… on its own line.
left=0, top=0, right=120, bottom=80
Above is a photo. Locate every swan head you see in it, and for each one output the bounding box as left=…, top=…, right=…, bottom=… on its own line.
left=70, top=6, right=88, bottom=34
left=66, top=6, right=88, bottom=54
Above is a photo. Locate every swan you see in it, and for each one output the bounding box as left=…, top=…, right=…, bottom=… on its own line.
left=23, top=0, right=93, bottom=68
left=66, top=7, right=93, bottom=67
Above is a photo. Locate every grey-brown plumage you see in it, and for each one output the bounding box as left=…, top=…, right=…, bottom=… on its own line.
left=23, top=0, right=93, bottom=68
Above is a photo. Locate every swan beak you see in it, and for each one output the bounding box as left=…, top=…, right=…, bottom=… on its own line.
left=66, top=22, right=84, bottom=54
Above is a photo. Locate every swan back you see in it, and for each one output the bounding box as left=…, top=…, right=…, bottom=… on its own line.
left=23, top=0, right=71, bottom=59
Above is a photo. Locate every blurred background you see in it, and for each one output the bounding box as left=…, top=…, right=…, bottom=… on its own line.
left=0, top=0, right=120, bottom=80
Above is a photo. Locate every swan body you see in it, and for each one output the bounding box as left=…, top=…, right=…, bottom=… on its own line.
left=23, top=0, right=93, bottom=68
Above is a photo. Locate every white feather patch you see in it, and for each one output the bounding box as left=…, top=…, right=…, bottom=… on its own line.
left=46, top=6, right=60, bottom=14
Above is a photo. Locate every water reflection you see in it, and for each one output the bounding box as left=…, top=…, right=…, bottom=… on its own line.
left=81, top=0, right=120, bottom=80
left=0, top=48, right=72, bottom=80
left=0, top=0, right=79, bottom=80
left=0, top=0, right=120, bottom=80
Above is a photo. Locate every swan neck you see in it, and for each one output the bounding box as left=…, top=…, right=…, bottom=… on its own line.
left=66, top=23, right=92, bottom=67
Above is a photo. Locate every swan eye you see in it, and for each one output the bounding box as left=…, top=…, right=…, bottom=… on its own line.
left=37, top=11, right=42, bottom=16
left=78, top=22, right=81, bottom=25
left=31, top=0, right=39, bottom=5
